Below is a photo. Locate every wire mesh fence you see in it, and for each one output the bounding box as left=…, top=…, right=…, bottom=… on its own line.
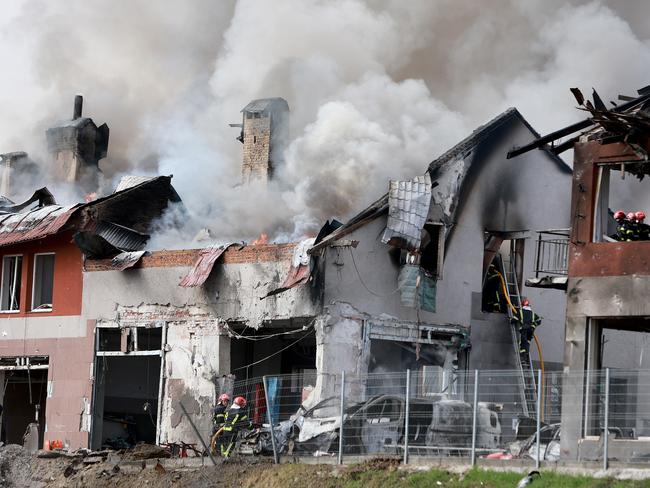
left=204, top=368, right=650, bottom=468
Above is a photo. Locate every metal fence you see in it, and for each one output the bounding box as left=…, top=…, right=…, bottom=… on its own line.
left=205, top=368, right=650, bottom=469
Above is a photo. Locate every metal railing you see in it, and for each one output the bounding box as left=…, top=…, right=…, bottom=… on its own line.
left=187, top=368, right=650, bottom=469
left=533, top=230, right=570, bottom=277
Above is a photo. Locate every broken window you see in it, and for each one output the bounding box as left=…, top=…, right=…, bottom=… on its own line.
left=0, top=255, right=22, bottom=312
left=31, top=253, right=54, bottom=311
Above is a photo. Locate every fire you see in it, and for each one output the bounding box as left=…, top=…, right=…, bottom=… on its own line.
left=84, top=192, right=97, bottom=202
left=251, top=233, right=268, bottom=245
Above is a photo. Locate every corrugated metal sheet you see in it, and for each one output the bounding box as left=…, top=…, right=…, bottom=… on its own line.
left=179, top=245, right=230, bottom=287
left=95, top=220, right=149, bottom=251
left=0, top=204, right=78, bottom=247
left=114, top=175, right=153, bottom=193
left=111, top=251, right=146, bottom=271
left=382, top=172, right=431, bottom=251
left=264, top=264, right=310, bottom=298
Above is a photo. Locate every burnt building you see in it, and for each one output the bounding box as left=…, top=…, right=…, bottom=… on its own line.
left=509, top=86, right=650, bottom=460
left=78, top=106, right=572, bottom=447
left=45, top=95, right=109, bottom=191
left=0, top=177, right=179, bottom=448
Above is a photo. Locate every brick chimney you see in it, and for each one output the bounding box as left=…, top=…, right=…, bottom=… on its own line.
left=235, top=97, right=289, bottom=184
left=45, top=95, right=109, bottom=190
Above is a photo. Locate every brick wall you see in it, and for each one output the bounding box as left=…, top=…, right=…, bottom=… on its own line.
left=241, top=115, right=271, bottom=183
left=85, top=243, right=297, bottom=272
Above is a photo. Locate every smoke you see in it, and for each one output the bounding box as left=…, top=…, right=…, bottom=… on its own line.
left=1, top=0, right=650, bottom=245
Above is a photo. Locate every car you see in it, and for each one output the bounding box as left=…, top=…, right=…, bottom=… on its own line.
left=240, top=393, right=502, bottom=457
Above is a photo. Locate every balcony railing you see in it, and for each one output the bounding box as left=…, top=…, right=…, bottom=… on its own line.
left=533, top=230, right=569, bottom=277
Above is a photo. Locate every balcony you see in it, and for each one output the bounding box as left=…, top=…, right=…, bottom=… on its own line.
left=526, top=229, right=569, bottom=289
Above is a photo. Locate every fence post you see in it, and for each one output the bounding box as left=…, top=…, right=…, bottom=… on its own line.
left=262, top=375, right=279, bottom=464
left=603, top=368, right=610, bottom=471
left=403, top=369, right=411, bottom=464
left=470, top=369, right=479, bottom=467
left=536, top=368, right=542, bottom=469
left=338, top=370, right=346, bottom=465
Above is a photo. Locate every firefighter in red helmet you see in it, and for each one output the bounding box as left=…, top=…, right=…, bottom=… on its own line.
left=511, top=298, right=541, bottom=362
left=636, top=211, right=649, bottom=241
left=219, top=396, right=252, bottom=457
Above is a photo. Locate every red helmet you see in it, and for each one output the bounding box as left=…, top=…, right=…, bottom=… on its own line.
left=218, top=393, right=230, bottom=404
left=636, top=211, right=646, bottom=222
left=614, top=210, right=626, bottom=220
left=521, top=298, right=530, bottom=307
left=233, top=396, right=247, bottom=407
left=627, top=212, right=636, bottom=221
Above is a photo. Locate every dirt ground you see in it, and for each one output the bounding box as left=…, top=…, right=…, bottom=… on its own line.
left=2, top=444, right=650, bottom=488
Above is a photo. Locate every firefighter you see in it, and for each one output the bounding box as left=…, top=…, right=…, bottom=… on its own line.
left=219, top=396, right=252, bottom=458
left=614, top=210, right=632, bottom=241
left=636, top=211, right=649, bottom=241
left=511, top=298, right=541, bottom=362
left=482, top=263, right=504, bottom=312
left=627, top=212, right=639, bottom=241
left=212, top=393, right=230, bottom=434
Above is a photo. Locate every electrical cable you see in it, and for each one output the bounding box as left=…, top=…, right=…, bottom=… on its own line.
left=226, top=323, right=314, bottom=341
left=348, top=248, right=401, bottom=297
left=232, top=327, right=315, bottom=372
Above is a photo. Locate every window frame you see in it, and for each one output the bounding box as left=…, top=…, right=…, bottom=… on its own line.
left=31, top=252, right=55, bottom=313
left=0, top=254, right=22, bottom=313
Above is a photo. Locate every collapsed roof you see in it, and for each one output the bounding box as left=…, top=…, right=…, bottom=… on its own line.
left=508, top=85, right=650, bottom=177
left=0, top=175, right=181, bottom=258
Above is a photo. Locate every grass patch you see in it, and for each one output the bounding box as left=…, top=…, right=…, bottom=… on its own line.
left=343, top=466, right=650, bottom=488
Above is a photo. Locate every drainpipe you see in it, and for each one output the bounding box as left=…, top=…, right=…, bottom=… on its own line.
left=155, top=322, right=168, bottom=445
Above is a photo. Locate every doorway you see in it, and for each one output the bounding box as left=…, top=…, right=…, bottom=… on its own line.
left=0, top=367, right=48, bottom=447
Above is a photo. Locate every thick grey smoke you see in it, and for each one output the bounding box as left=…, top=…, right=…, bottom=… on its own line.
left=1, top=0, right=649, bottom=245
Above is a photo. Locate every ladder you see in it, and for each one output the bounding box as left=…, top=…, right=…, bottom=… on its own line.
left=498, top=253, right=537, bottom=417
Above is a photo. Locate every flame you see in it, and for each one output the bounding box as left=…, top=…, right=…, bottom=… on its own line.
left=251, top=233, right=268, bottom=245
left=84, top=192, right=97, bottom=203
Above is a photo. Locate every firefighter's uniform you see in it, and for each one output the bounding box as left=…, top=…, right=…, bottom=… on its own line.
left=219, top=405, right=252, bottom=457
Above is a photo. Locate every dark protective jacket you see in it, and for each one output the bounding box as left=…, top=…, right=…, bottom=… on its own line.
left=212, top=404, right=227, bottom=427
left=617, top=220, right=635, bottom=241
left=223, top=405, right=252, bottom=432
left=513, top=306, right=541, bottom=329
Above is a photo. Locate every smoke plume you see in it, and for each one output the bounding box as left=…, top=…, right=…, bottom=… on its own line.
left=1, top=0, right=649, bottom=245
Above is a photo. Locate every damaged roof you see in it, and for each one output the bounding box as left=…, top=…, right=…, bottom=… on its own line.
left=0, top=175, right=180, bottom=256
left=313, top=108, right=563, bottom=252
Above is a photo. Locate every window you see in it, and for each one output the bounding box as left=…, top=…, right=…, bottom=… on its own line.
left=0, top=255, right=22, bottom=312
left=31, top=253, right=54, bottom=311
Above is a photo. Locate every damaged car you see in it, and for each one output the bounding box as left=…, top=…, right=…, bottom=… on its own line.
left=239, top=394, right=502, bottom=457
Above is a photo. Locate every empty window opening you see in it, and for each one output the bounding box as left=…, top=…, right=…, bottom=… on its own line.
left=482, top=236, right=525, bottom=313
left=1, top=255, right=22, bottom=312
left=97, top=328, right=122, bottom=352
left=31, top=253, right=54, bottom=311
left=420, top=223, right=444, bottom=278
left=0, top=367, right=48, bottom=448
left=253, top=135, right=257, bottom=143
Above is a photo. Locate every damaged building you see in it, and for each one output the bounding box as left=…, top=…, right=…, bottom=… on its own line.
left=0, top=94, right=574, bottom=451
left=511, top=86, right=650, bottom=460
left=77, top=104, right=573, bottom=447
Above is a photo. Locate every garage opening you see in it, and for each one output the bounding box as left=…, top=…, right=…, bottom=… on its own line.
left=229, top=320, right=316, bottom=423
left=92, top=356, right=161, bottom=450
left=0, top=358, right=48, bottom=448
